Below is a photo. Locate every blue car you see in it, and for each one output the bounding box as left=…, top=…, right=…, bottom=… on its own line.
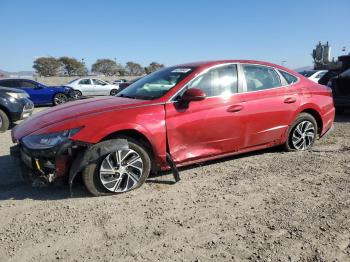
left=0, top=79, right=76, bottom=106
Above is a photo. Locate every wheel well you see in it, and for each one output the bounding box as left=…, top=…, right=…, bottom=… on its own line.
left=301, top=109, right=323, bottom=134
left=0, top=105, right=11, bottom=121
left=101, top=129, right=155, bottom=158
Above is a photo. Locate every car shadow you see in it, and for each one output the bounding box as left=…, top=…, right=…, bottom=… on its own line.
left=0, top=146, right=280, bottom=201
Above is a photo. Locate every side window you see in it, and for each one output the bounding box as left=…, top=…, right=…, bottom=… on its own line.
left=187, top=64, right=238, bottom=97
left=79, top=79, right=91, bottom=85
left=93, top=79, right=106, bottom=85
left=243, top=65, right=281, bottom=92
left=19, top=81, right=37, bottom=88
left=0, top=80, right=18, bottom=88
left=278, top=70, right=298, bottom=84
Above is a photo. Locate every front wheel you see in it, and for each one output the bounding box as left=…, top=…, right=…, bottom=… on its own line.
left=53, top=93, right=68, bottom=105
left=82, top=139, right=151, bottom=196
left=285, top=113, right=318, bottom=151
left=0, top=109, right=10, bottom=132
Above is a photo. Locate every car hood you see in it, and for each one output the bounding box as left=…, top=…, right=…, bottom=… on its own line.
left=12, top=96, right=154, bottom=139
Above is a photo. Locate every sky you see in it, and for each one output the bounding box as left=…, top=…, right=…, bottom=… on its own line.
left=1, top=0, right=349, bottom=71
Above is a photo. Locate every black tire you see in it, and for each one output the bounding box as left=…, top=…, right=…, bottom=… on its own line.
left=0, top=109, right=10, bottom=132
left=82, top=138, right=152, bottom=196
left=284, top=113, right=318, bottom=151
left=53, top=93, right=68, bottom=106
left=74, top=90, right=82, bottom=98
left=110, top=89, right=118, bottom=96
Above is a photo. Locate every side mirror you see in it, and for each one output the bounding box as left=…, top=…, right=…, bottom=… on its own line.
left=181, top=88, right=206, bottom=102
left=35, top=84, right=43, bottom=89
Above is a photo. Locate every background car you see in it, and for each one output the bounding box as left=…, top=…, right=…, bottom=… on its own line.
left=298, top=70, right=327, bottom=83
left=11, top=60, right=335, bottom=196
left=0, top=79, right=75, bottom=106
left=0, top=86, right=34, bottom=132
left=113, top=79, right=127, bottom=85
left=118, top=77, right=143, bottom=92
left=66, top=78, right=120, bottom=97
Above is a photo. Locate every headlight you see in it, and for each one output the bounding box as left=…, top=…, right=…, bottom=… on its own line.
left=6, top=92, right=29, bottom=99
left=22, top=127, right=82, bottom=150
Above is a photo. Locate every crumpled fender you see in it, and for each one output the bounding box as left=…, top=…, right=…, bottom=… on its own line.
left=68, top=139, right=129, bottom=195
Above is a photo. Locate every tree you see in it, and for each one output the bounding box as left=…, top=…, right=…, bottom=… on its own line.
left=91, top=59, right=119, bottom=76
left=59, top=57, right=87, bottom=76
left=33, top=57, right=62, bottom=77
left=126, top=61, right=145, bottom=76
left=145, top=62, right=164, bottom=74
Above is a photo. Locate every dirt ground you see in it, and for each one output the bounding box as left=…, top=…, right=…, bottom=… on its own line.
left=0, top=108, right=349, bottom=262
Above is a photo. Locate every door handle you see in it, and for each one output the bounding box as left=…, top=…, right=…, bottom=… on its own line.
left=227, top=104, right=244, bottom=112
left=284, top=97, right=297, bottom=104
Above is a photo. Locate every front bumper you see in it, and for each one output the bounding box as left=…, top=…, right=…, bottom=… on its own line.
left=8, top=98, right=34, bottom=122
left=10, top=141, right=74, bottom=184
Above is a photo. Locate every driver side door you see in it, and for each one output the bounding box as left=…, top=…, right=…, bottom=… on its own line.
left=92, top=79, right=110, bottom=96
left=18, top=80, right=49, bottom=104
left=165, top=64, right=246, bottom=164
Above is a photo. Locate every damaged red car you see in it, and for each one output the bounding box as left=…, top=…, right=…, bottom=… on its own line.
left=11, top=60, right=335, bottom=196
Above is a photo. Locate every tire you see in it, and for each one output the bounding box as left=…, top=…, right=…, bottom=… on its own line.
left=53, top=93, right=68, bottom=105
left=0, top=109, right=10, bottom=132
left=74, top=90, right=82, bottom=98
left=110, top=89, right=118, bottom=96
left=284, top=113, right=318, bottom=151
left=82, top=138, right=152, bottom=196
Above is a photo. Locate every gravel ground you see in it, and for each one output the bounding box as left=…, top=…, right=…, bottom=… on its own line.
left=0, top=108, right=349, bottom=262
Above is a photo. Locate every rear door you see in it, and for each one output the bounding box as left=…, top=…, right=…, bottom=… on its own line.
left=238, top=64, right=300, bottom=149
left=165, top=64, right=246, bottom=164
left=77, top=79, right=93, bottom=95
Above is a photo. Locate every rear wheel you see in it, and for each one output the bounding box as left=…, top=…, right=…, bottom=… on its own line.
left=110, top=89, right=118, bottom=96
left=82, top=139, right=151, bottom=196
left=53, top=93, right=68, bottom=105
left=74, top=90, right=82, bottom=98
left=285, top=113, right=318, bottom=151
left=0, top=109, right=10, bottom=132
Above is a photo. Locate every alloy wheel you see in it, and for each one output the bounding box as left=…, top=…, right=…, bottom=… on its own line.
left=0, top=115, right=2, bottom=129
left=99, top=148, right=144, bottom=192
left=292, top=120, right=315, bottom=150
left=54, top=94, right=68, bottom=105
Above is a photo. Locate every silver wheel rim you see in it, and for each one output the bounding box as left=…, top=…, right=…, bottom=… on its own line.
left=292, top=120, right=315, bottom=150
left=0, top=115, right=2, bottom=129
left=110, top=89, right=117, bottom=96
left=99, top=148, right=144, bottom=192
left=54, top=94, right=67, bottom=104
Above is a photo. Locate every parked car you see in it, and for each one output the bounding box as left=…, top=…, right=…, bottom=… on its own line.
left=0, top=79, right=75, bottom=106
left=0, top=86, right=34, bottom=132
left=66, top=78, right=120, bottom=97
left=319, top=68, right=350, bottom=112
left=298, top=70, right=327, bottom=83
left=11, top=60, right=335, bottom=196
left=113, top=79, right=127, bottom=85
left=118, top=77, right=143, bottom=92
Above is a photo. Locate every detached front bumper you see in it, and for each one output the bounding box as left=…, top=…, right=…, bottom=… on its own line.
left=10, top=141, right=74, bottom=184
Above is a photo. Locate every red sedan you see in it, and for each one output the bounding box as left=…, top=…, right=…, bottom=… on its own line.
left=11, top=60, right=335, bottom=196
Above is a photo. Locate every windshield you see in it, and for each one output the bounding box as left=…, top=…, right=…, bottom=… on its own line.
left=117, top=66, right=196, bottom=100
left=299, top=70, right=316, bottom=77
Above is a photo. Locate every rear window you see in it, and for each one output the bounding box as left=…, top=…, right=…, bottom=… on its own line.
left=279, top=70, right=298, bottom=84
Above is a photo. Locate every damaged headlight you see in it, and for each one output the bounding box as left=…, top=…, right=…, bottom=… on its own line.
left=22, top=127, right=82, bottom=150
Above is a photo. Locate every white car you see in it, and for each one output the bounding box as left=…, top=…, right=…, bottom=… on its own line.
left=66, top=78, right=119, bottom=97
left=299, top=70, right=327, bottom=83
